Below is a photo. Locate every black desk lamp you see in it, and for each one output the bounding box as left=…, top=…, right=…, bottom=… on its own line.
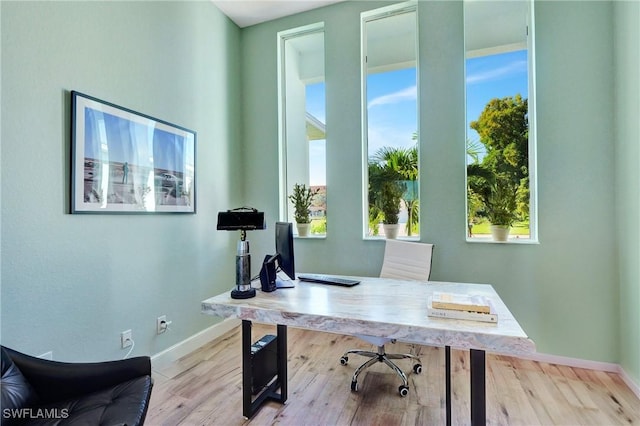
left=217, top=207, right=266, bottom=299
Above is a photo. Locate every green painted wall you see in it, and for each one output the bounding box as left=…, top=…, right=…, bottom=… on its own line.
left=241, top=1, right=622, bottom=364
left=1, top=1, right=241, bottom=360
left=0, top=0, right=636, bottom=386
left=614, top=0, right=640, bottom=386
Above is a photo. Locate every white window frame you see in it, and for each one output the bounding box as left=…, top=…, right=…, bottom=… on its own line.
left=463, top=0, right=538, bottom=244
left=277, top=22, right=326, bottom=229
left=361, top=1, right=419, bottom=240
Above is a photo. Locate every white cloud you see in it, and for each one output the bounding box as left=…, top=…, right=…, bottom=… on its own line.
left=367, top=125, right=415, bottom=155
left=368, top=85, right=417, bottom=109
left=466, top=60, right=527, bottom=85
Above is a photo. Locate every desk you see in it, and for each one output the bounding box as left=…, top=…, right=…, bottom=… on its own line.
left=202, top=277, right=535, bottom=424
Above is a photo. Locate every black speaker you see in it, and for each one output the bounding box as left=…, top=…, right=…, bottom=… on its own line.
left=259, top=255, right=277, bottom=292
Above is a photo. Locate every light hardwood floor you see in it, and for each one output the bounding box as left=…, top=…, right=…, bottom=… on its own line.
left=148, top=324, right=640, bottom=425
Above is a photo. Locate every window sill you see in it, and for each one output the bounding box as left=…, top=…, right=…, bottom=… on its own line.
left=466, top=237, right=539, bottom=245
left=363, top=236, right=421, bottom=242
left=294, top=235, right=326, bottom=240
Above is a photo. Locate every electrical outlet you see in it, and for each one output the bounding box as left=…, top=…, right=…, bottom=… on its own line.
left=121, top=329, right=132, bottom=348
left=157, top=315, right=167, bottom=334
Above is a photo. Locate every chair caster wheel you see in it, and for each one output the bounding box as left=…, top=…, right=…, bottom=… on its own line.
left=399, top=385, right=409, bottom=397
left=413, top=363, right=422, bottom=374
left=351, top=380, right=358, bottom=392
left=340, top=356, right=348, bottom=365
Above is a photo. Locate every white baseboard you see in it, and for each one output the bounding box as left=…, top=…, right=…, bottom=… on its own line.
left=515, top=351, right=640, bottom=399
left=618, top=364, right=640, bottom=400
left=150, top=322, right=640, bottom=400
left=150, top=318, right=240, bottom=373
left=517, top=351, right=620, bottom=373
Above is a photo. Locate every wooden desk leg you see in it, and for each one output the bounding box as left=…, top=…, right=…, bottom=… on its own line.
left=445, top=345, right=451, bottom=426
left=470, top=349, right=486, bottom=425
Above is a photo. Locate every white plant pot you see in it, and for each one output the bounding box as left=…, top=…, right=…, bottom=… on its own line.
left=296, top=223, right=311, bottom=237
left=490, top=224, right=510, bottom=242
left=383, top=224, right=401, bottom=239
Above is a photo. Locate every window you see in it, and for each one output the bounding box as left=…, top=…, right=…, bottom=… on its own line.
left=464, top=0, right=537, bottom=242
left=278, top=23, right=326, bottom=237
left=362, top=2, right=419, bottom=239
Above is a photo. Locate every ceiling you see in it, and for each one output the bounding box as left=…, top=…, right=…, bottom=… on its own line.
left=212, top=1, right=528, bottom=56
left=211, top=0, right=346, bottom=28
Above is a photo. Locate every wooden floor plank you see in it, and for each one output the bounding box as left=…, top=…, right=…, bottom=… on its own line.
left=597, top=370, right=640, bottom=422
left=486, top=356, right=539, bottom=425
left=148, top=325, right=640, bottom=425
left=571, top=368, right=640, bottom=425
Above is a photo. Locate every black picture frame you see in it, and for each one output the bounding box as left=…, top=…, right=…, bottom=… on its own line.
left=71, top=91, right=196, bottom=213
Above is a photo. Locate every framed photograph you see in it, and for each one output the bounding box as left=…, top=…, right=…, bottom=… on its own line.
left=71, top=91, right=196, bottom=213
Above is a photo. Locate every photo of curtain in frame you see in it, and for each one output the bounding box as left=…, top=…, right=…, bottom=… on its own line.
left=70, top=91, right=196, bottom=214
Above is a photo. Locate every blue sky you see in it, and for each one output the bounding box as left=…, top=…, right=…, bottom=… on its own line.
left=305, top=49, right=528, bottom=185
left=367, top=67, right=418, bottom=155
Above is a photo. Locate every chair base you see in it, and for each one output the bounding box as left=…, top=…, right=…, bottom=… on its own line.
left=340, top=344, right=422, bottom=397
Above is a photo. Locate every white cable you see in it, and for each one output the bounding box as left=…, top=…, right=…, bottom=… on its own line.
left=122, top=338, right=135, bottom=359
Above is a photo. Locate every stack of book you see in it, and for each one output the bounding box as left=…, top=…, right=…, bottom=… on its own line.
left=427, top=292, right=498, bottom=323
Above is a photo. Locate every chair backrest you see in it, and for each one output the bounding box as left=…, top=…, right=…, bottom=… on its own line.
left=379, top=240, right=434, bottom=281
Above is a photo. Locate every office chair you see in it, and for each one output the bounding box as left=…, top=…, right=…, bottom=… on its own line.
left=340, top=239, right=434, bottom=397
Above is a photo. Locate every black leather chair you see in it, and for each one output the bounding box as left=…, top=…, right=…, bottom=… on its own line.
left=1, top=345, right=153, bottom=425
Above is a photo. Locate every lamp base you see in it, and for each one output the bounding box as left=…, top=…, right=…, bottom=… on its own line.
left=231, top=288, right=256, bottom=299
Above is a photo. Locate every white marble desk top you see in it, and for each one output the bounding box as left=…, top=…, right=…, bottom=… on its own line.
left=202, top=277, right=536, bottom=356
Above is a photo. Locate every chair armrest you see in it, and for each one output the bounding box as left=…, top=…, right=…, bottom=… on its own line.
left=3, top=346, right=151, bottom=404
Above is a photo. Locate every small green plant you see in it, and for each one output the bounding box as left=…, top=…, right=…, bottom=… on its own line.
left=485, top=178, right=518, bottom=226
left=288, top=183, right=319, bottom=224
left=378, top=181, right=404, bottom=225
left=467, top=164, right=518, bottom=227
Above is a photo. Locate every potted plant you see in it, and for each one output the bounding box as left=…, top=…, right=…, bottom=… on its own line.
left=485, top=179, right=518, bottom=241
left=467, top=165, right=518, bottom=242
left=288, top=183, right=319, bottom=237
left=378, top=181, right=405, bottom=239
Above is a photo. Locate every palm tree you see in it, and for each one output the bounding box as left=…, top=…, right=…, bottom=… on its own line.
left=368, top=161, right=403, bottom=226
left=466, top=137, right=484, bottom=165
left=466, top=137, right=485, bottom=232
left=369, top=145, right=419, bottom=236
